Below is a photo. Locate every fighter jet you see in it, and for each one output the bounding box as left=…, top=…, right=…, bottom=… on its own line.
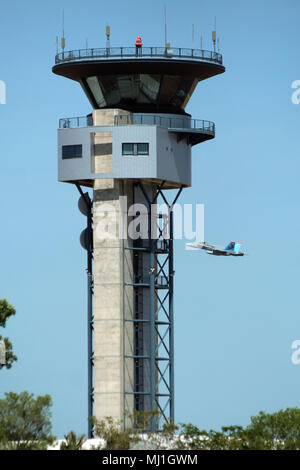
left=186, top=241, right=244, bottom=256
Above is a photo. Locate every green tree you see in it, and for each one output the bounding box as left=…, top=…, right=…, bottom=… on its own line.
left=92, top=416, right=138, bottom=450
left=60, top=431, right=86, bottom=450
left=0, top=299, right=16, bottom=327
left=178, top=408, right=300, bottom=450
left=0, top=299, right=17, bottom=369
left=245, top=408, right=300, bottom=450
left=0, top=391, right=55, bottom=450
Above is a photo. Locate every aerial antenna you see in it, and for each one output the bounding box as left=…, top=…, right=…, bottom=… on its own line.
left=106, top=24, right=111, bottom=54
left=61, top=9, right=66, bottom=55
left=56, top=35, right=59, bottom=55
left=212, top=16, right=216, bottom=53
left=86, top=38, right=88, bottom=51
left=200, top=34, right=203, bottom=50
left=164, top=5, right=167, bottom=47
left=217, top=38, right=220, bottom=53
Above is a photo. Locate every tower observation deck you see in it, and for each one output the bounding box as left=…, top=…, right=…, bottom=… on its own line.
left=53, top=43, right=225, bottom=436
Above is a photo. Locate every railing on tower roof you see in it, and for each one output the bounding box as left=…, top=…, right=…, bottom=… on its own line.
left=55, top=46, right=223, bottom=65
left=58, top=114, right=215, bottom=135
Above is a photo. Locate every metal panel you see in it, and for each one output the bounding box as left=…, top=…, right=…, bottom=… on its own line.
left=156, top=127, right=191, bottom=186
left=58, top=127, right=94, bottom=181
left=113, top=126, right=157, bottom=179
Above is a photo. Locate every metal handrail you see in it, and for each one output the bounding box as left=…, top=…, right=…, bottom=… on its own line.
left=59, top=114, right=215, bottom=134
left=55, top=46, right=223, bottom=65
left=59, top=116, right=93, bottom=128
left=115, top=114, right=215, bottom=133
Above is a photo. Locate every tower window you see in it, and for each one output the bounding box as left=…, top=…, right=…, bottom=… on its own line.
left=137, top=143, right=149, bottom=155
left=122, top=143, right=149, bottom=156
left=62, top=144, right=82, bottom=159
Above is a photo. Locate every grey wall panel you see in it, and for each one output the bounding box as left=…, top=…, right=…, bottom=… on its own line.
left=58, top=127, right=114, bottom=181
left=58, top=128, right=93, bottom=181
left=156, top=127, right=191, bottom=186
left=113, top=126, right=157, bottom=179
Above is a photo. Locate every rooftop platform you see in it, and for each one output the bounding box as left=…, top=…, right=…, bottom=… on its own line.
left=58, top=113, right=215, bottom=146
left=55, top=46, right=223, bottom=65
left=53, top=46, right=225, bottom=115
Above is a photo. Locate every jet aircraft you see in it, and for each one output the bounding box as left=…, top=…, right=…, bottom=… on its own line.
left=186, top=241, right=244, bottom=256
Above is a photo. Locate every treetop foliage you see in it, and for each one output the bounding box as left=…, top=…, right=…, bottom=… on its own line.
left=89, top=408, right=300, bottom=450
left=0, top=298, right=17, bottom=369
left=0, top=391, right=55, bottom=450
left=1, top=401, right=300, bottom=450
left=0, top=299, right=16, bottom=328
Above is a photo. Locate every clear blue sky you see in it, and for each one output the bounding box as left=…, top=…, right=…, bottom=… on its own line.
left=1, top=0, right=300, bottom=437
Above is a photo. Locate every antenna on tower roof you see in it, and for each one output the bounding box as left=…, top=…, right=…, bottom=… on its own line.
left=164, top=5, right=167, bottom=47
left=164, top=6, right=171, bottom=54
left=200, top=34, right=203, bottom=50
left=106, top=24, right=111, bottom=54
left=61, top=9, right=66, bottom=55
left=212, top=16, right=216, bottom=53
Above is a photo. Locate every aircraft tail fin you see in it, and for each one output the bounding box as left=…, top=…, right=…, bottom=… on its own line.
left=225, top=241, right=242, bottom=252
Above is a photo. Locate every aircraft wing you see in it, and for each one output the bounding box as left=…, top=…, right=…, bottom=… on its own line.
left=186, top=242, right=216, bottom=251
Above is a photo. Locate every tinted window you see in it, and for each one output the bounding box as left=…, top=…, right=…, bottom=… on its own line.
left=122, top=143, right=149, bottom=156
left=137, top=143, right=149, bottom=155
left=62, top=145, right=82, bottom=159
left=84, top=74, right=196, bottom=112
left=122, top=143, right=134, bottom=155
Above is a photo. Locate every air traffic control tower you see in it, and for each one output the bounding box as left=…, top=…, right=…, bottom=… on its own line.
left=53, top=38, right=225, bottom=436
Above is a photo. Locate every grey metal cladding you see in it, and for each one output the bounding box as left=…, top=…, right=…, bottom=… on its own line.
left=58, top=127, right=94, bottom=181
left=156, top=127, right=191, bottom=186
left=58, top=124, right=191, bottom=186
left=112, top=125, right=157, bottom=179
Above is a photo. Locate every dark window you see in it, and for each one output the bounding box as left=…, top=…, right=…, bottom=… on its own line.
left=122, top=143, right=149, bottom=156
left=62, top=144, right=82, bottom=159
left=122, top=143, right=134, bottom=156
left=85, top=74, right=196, bottom=112
left=137, top=143, right=149, bottom=155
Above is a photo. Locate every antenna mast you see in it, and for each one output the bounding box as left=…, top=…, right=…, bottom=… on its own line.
left=164, top=5, right=167, bottom=47
left=106, top=25, right=111, bottom=54
left=212, top=16, right=216, bottom=53
left=61, top=9, right=66, bottom=56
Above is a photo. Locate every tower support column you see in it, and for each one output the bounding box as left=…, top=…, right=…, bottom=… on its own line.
left=93, top=178, right=134, bottom=427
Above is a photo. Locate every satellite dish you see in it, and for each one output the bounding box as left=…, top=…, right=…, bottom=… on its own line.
left=0, top=340, right=6, bottom=365
left=78, top=193, right=91, bottom=216
left=80, top=228, right=93, bottom=251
